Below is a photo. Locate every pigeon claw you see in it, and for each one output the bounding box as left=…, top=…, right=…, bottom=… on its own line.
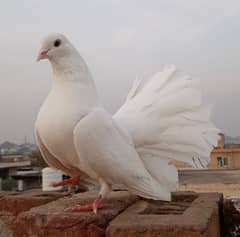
left=93, top=205, right=98, bottom=215
left=51, top=177, right=89, bottom=192
left=64, top=195, right=107, bottom=214
left=64, top=204, right=92, bottom=212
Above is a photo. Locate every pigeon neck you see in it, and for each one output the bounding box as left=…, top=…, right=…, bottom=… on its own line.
left=50, top=54, right=92, bottom=83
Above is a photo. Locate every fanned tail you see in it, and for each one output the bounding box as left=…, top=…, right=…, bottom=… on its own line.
left=114, top=65, right=220, bottom=171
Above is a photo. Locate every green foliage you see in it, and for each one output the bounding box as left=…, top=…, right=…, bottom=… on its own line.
left=2, top=177, right=17, bottom=191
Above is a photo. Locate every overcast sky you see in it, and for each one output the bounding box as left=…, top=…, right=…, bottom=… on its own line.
left=0, top=0, right=240, bottom=143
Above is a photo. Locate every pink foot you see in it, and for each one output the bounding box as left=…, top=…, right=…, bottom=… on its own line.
left=65, top=195, right=107, bottom=214
left=52, top=177, right=89, bottom=192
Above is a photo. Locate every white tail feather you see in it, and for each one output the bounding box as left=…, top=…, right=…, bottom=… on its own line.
left=114, top=65, right=220, bottom=171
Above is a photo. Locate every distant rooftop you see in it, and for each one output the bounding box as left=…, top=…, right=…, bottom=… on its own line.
left=0, top=154, right=30, bottom=163
left=224, top=144, right=240, bottom=149
left=214, top=133, right=240, bottom=151
left=0, top=141, right=37, bottom=156
left=0, top=160, right=31, bottom=169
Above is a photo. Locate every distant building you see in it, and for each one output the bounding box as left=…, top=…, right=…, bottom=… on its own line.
left=0, top=154, right=41, bottom=191
left=172, top=133, right=240, bottom=169
left=0, top=141, right=37, bottom=156
left=208, top=133, right=240, bottom=169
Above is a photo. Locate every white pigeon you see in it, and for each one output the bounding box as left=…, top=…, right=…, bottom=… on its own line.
left=35, top=33, right=219, bottom=213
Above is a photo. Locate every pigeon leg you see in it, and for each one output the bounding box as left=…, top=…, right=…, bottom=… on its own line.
left=65, top=181, right=111, bottom=214
left=65, top=194, right=108, bottom=214
left=52, top=177, right=88, bottom=192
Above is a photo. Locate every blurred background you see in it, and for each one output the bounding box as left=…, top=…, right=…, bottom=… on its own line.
left=0, top=1, right=240, bottom=197
left=0, top=0, right=240, bottom=143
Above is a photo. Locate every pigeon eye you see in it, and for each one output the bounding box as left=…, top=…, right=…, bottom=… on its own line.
left=54, top=39, right=61, bottom=47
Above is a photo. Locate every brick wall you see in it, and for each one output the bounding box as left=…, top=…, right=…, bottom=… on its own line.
left=0, top=190, right=223, bottom=237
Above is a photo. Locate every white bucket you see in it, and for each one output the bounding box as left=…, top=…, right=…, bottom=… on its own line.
left=17, top=180, right=24, bottom=191
left=42, top=167, right=63, bottom=191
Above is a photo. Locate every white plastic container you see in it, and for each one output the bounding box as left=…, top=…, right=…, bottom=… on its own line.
left=17, top=180, right=24, bottom=191
left=42, top=167, right=63, bottom=191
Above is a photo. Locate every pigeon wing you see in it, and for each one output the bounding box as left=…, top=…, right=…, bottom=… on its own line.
left=73, top=108, right=176, bottom=200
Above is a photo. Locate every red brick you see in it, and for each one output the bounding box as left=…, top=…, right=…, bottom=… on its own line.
left=0, top=190, right=224, bottom=237
left=106, top=192, right=223, bottom=237
left=14, top=191, right=139, bottom=237
left=0, top=189, right=69, bottom=236
left=0, top=189, right=68, bottom=215
left=0, top=220, right=13, bottom=237
left=223, top=197, right=240, bottom=237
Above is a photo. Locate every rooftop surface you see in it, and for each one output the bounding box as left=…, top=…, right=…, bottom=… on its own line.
left=0, top=190, right=223, bottom=237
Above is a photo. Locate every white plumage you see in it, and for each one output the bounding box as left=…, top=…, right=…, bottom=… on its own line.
left=35, top=33, right=219, bottom=208
left=115, top=65, right=219, bottom=168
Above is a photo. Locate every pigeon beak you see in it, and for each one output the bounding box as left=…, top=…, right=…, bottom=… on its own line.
left=36, top=49, right=49, bottom=61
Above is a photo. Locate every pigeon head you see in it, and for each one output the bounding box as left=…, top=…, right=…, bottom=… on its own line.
left=37, top=33, right=77, bottom=62
left=37, top=33, right=92, bottom=81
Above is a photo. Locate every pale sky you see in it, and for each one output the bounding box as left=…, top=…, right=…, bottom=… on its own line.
left=0, top=0, right=240, bottom=143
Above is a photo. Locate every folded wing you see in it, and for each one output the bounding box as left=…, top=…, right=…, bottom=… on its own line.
left=73, top=108, right=175, bottom=200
